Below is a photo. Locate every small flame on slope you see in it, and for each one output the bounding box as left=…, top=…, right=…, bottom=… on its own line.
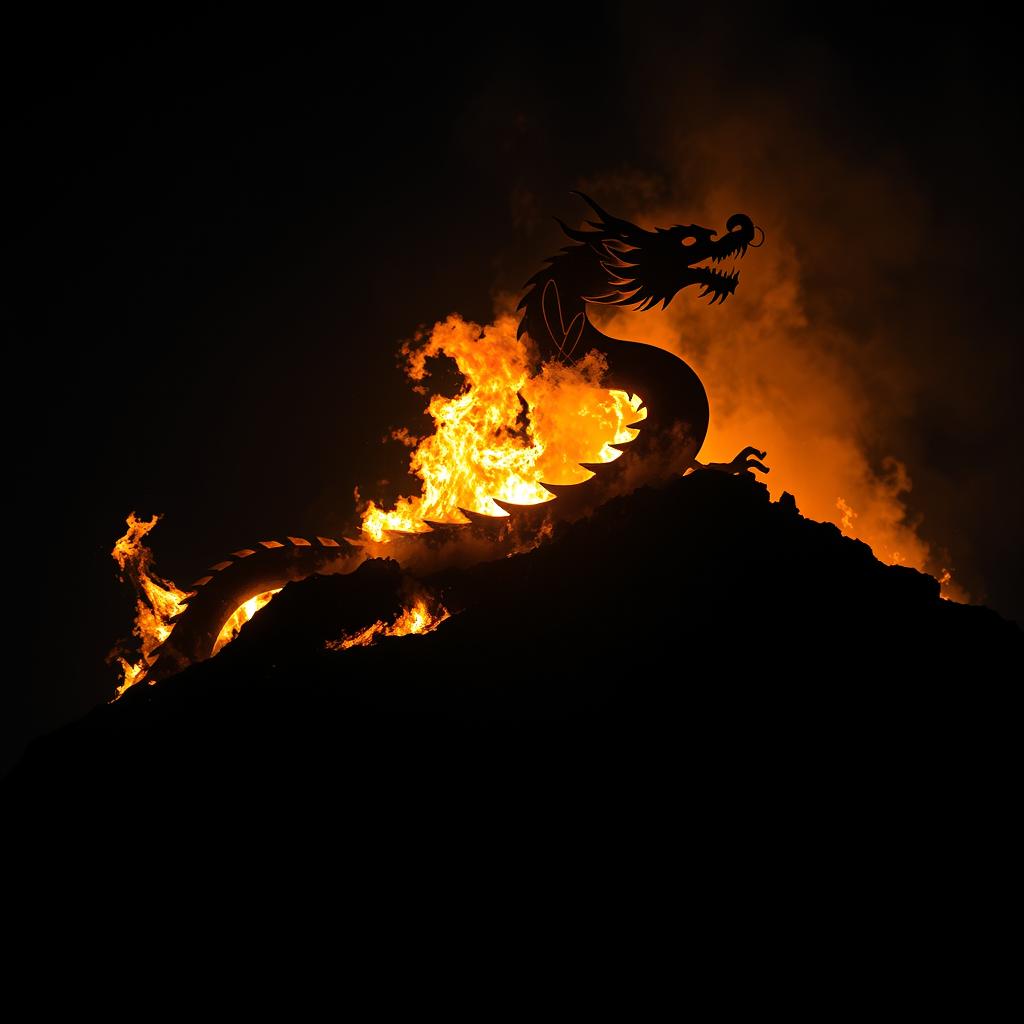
left=108, top=513, right=192, bottom=697
left=836, top=497, right=858, bottom=535
left=326, top=596, right=451, bottom=650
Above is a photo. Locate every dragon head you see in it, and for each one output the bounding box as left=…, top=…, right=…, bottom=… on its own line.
left=558, top=191, right=763, bottom=309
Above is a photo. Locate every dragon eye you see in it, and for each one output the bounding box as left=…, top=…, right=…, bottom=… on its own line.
left=680, top=235, right=697, bottom=246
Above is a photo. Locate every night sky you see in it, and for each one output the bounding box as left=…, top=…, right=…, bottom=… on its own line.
left=17, top=8, right=1022, bottom=772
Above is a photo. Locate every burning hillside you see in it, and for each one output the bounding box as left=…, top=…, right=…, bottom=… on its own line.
left=10, top=472, right=1019, bottom=806
left=104, top=191, right=977, bottom=703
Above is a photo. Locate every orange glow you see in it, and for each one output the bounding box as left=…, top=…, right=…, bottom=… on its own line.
left=586, top=193, right=968, bottom=603
left=358, top=284, right=964, bottom=597
left=327, top=596, right=451, bottom=650
left=360, top=313, right=644, bottom=540
left=109, top=513, right=192, bottom=697
left=212, top=589, right=282, bottom=655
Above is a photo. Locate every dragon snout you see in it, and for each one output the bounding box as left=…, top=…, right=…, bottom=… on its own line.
left=726, top=213, right=755, bottom=241
left=722, top=213, right=765, bottom=257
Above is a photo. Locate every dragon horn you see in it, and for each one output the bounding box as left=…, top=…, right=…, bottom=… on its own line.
left=555, top=217, right=599, bottom=244
left=570, top=190, right=638, bottom=234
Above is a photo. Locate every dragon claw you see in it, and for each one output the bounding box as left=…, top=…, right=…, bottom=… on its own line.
left=696, top=446, right=770, bottom=476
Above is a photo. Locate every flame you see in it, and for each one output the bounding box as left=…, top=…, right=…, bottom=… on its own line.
left=836, top=497, right=858, bottom=535
left=360, top=313, right=644, bottom=541
left=109, top=513, right=192, bottom=697
left=212, top=589, right=282, bottom=655
left=327, top=596, right=451, bottom=650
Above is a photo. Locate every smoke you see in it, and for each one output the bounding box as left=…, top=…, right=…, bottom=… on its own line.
left=381, top=11, right=1017, bottom=612
left=361, top=140, right=970, bottom=598
left=562, top=109, right=971, bottom=599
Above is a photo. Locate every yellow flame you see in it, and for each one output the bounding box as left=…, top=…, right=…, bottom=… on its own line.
left=360, top=313, right=645, bottom=540
left=212, top=589, right=282, bottom=655
left=327, top=596, right=451, bottom=650
left=109, top=513, right=192, bottom=697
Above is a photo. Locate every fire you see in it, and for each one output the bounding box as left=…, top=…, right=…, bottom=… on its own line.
left=836, top=497, right=858, bottom=535
left=360, top=313, right=645, bottom=541
left=109, top=513, right=192, bottom=697
left=212, top=590, right=282, bottom=655
left=327, top=596, right=451, bottom=650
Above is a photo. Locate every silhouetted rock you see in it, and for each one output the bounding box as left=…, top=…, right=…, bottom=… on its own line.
left=6, top=473, right=1019, bottom=812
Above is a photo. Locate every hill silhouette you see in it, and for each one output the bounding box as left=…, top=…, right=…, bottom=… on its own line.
left=6, top=473, right=1019, bottom=811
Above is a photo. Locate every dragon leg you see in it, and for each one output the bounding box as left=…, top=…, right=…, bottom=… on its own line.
left=694, top=446, right=770, bottom=477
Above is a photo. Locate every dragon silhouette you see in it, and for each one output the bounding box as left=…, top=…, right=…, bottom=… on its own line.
left=140, top=193, right=768, bottom=682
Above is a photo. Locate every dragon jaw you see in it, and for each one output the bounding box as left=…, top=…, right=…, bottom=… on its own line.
left=559, top=194, right=761, bottom=310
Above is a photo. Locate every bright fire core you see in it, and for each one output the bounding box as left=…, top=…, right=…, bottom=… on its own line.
left=213, top=590, right=281, bottom=655
left=360, top=313, right=645, bottom=540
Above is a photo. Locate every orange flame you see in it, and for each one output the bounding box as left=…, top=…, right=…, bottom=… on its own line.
left=109, top=513, right=192, bottom=697
left=360, top=313, right=645, bottom=540
left=836, top=497, right=858, bottom=535
left=212, top=589, right=282, bottom=655
left=327, top=596, right=451, bottom=650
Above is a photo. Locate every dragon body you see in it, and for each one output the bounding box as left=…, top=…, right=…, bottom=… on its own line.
left=142, top=194, right=766, bottom=682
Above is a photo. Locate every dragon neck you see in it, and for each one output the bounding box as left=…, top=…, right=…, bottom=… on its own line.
left=518, top=245, right=611, bottom=359
left=517, top=244, right=710, bottom=452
